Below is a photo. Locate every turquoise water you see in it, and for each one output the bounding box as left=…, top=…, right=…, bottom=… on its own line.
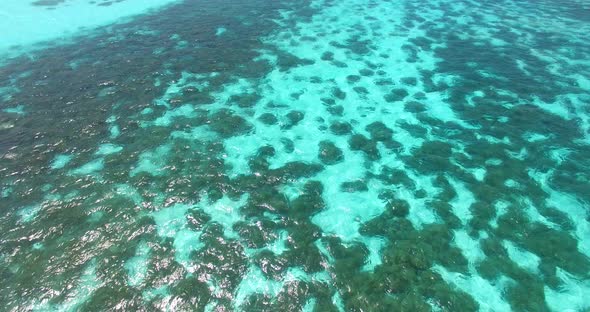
left=1, top=0, right=590, bottom=310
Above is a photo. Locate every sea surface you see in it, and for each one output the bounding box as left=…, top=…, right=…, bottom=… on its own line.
left=1, top=0, right=590, bottom=311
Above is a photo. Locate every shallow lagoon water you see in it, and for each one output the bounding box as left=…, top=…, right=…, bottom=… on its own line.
left=1, top=0, right=590, bottom=311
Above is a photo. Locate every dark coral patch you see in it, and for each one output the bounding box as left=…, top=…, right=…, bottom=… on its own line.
left=208, top=109, right=253, bottom=137
left=329, top=121, right=352, bottom=135
left=384, top=88, right=409, bottom=102
left=318, top=140, right=344, bottom=165
left=348, top=134, right=380, bottom=160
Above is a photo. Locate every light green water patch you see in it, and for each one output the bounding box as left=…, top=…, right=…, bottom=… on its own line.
left=530, top=96, right=571, bottom=121
left=125, top=241, right=151, bottom=287
left=152, top=71, right=212, bottom=109
left=530, top=169, right=590, bottom=257
left=266, top=230, right=289, bottom=255
left=311, top=160, right=387, bottom=270
left=520, top=198, right=557, bottom=230
left=331, top=291, right=345, bottom=312
left=2, top=105, right=25, bottom=115
left=171, top=228, right=203, bottom=271
left=441, top=225, right=515, bottom=311
left=471, top=167, right=486, bottom=182
left=87, top=211, right=105, bottom=223
left=475, top=132, right=511, bottom=145
left=141, top=107, right=154, bottom=115
left=215, top=27, right=227, bottom=36
left=0, top=80, right=23, bottom=100
left=152, top=202, right=194, bottom=237
left=447, top=177, right=475, bottom=224
left=130, top=144, right=171, bottom=177
left=507, top=147, right=528, bottom=161
left=466, top=90, right=485, bottom=107
left=170, top=126, right=217, bottom=142
left=0, top=0, right=182, bottom=57
left=114, top=183, right=143, bottom=207
left=234, top=265, right=283, bottom=308
left=549, top=147, right=572, bottom=165
left=142, top=285, right=170, bottom=302
left=33, top=260, right=102, bottom=311
left=523, top=132, right=550, bottom=142
left=152, top=202, right=203, bottom=271
left=502, top=240, right=540, bottom=274
left=106, top=115, right=120, bottom=139
left=489, top=200, right=509, bottom=229
left=312, top=176, right=383, bottom=241
left=32, top=242, right=44, bottom=250
left=64, top=190, right=80, bottom=201
left=235, top=265, right=330, bottom=309
left=97, top=86, right=116, bottom=97
left=70, top=158, right=104, bottom=176
left=109, top=125, right=120, bottom=139
left=1, top=186, right=13, bottom=198
left=50, top=154, right=73, bottom=170
left=422, top=92, right=477, bottom=129
left=453, top=230, right=487, bottom=265
left=435, top=265, right=513, bottom=312
left=18, top=204, right=42, bottom=222
left=41, top=184, right=52, bottom=192
left=149, top=104, right=195, bottom=127
left=303, top=298, right=316, bottom=312
left=43, top=192, right=62, bottom=202
left=198, top=194, right=249, bottom=239
left=485, top=158, right=503, bottom=166
left=503, top=179, right=519, bottom=189
left=360, top=236, right=386, bottom=271
left=545, top=268, right=590, bottom=311
left=95, top=143, right=123, bottom=156
left=393, top=171, right=441, bottom=228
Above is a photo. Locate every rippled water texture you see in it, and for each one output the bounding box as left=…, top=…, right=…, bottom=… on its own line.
left=1, top=0, right=590, bottom=311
